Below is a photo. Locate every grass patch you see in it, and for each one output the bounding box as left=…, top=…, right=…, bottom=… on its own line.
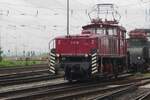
left=141, top=72, right=150, bottom=77
left=132, top=72, right=150, bottom=79
left=0, top=60, right=42, bottom=68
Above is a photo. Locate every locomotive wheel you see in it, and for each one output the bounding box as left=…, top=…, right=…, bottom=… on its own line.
left=115, top=74, right=118, bottom=79
left=69, top=79, right=72, bottom=83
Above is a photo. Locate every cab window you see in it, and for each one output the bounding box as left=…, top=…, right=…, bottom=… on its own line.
left=96, top=28, right=106, bottom=35
left=107, top=28, right=117, bottom=35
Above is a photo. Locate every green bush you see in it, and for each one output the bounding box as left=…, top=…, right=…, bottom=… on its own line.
left=32, top=61, right=36, bottom=64
left=0, top=60, right=42, bottom=67
left=0, top=56, right=2, bottom=62
left=0, top=50, right=3, bottom=62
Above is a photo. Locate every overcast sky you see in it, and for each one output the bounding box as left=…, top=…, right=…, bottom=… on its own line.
left=0, top=0, right=150, bottom=56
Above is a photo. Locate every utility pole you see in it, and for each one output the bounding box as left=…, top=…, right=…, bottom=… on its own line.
left=67, top=0, right=70, bottom=36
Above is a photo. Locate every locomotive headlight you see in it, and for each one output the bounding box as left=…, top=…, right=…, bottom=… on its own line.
left=56, top=54, right=60, bottom=57
left=137, top=56, right=141, bottom=60
left=85, top=54, right=88, bottom=57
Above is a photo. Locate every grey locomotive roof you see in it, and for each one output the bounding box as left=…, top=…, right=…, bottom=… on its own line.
left=130, top=29, right=150, bottom=33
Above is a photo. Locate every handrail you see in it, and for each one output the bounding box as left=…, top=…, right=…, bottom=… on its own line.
left=48, top=39, right=55, bottom=51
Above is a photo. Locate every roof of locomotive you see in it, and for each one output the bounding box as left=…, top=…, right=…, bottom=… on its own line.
left=82, top=20, right=126, bottom=32
left=55, top=34, right=97, bottom=39
left=56, top=20, right=126, bottom=39
left=130, top=29, right=150, bottom=33
left=128, top=29, right=150, bottom=40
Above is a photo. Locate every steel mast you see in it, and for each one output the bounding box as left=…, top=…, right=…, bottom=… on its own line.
left=67, top=0, right=69, bottom=36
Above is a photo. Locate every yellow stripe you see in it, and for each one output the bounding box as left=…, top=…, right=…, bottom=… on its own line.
left=92, top=70, right=98, bottom=74
left=92, top=63, right=97, bottom=67
left=50, top=66, right=55, bottom=70
left=50, top=53, right=55, bottom=57
left=92, top=53, right=97, bottom=57
left=50, top=60, right=55, bottom=63
left=92, top=67, right=97, bottom=71
left=50, top=56, right=55, bottom=59
left=92, top=60, right=97, bottom=64
left=50, top=62, right=55, bottom=66
left=49, top=69, right=55, bottom=73
left=92, top=56, right=97, bottom=60
left=50, top=56, right=55, bottom=60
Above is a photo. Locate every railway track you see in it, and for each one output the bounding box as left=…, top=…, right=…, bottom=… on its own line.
left=134, top=91, right=150, bottom=100
left=90, top=79, right=150, bottom=100
left=0, top=64, right=49, bottom=75
left=0, top=78, right=67, bottom=100
left=0, top=82, right=129, bottom=100
left=0, top=65, right=150, bottom=100
left=0, top=64, right=63, bottom=86
left=0, top=75, right=150, bottom=100
left=0, top=69, right=62, bottom=86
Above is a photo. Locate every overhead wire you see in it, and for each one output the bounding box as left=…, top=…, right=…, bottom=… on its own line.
left=1, top=0, right=149, bottom=53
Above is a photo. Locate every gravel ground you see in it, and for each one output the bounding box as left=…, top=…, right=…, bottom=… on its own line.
left=114, top=86, right=150, bottom=100
left=0, top=64, right=49, bottom=75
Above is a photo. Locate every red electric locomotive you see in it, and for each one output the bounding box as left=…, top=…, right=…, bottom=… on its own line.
left=48, top=4, right=128, bottom=81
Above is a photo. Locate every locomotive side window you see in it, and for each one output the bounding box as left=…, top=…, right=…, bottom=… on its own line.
left=121, top=31, right=125, bottom=38
left=147, top=32, right=150, bottom=41
left=119, top=30, right=125, bottom=39
left=97, top=28, right=104, bottom=34
left=97, top=28, right=106, bottom=35
left=108, top=28, right=113, bottom=35
left=123, top=32, right=126, bottom=38
left=85, top=28, right=96, bottom=34
left=106, top=28, right=117, bottom=35
left=84, top=27, right=117, bottom=36
left=113, top=28, right=117, bottom=35
left=86, top=28, right=106, bottom=35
